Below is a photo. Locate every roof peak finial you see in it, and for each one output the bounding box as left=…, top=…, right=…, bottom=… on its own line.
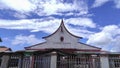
left=61, top=19, right=64, bottom=24
left=60, top=19, right=65, bottom=27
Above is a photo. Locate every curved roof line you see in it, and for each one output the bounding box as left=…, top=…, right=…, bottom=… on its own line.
left=43, top=19, right=83, bottom=39
left=79, top=42, right=101, bottom=49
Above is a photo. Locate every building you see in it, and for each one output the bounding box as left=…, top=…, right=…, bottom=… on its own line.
left=0, top=20, right=120, bottom=68
left=0, top=46, right=12, bottom=52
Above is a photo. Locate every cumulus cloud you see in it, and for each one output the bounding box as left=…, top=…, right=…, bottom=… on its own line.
left=87, top=25, right=120, bottom=52
left=1, top=0, right=120, bottom=52
left=0, top=0, right=88, bottom=16
left=66, top=25, right=95, bottom=38
left=63, top=17, right=96, bottom=38
left=12, top=34, right=45, bottom=46
left=92, top=0, right=120, bottom=9
left=0, top=16, right=97, bottom=39
left=0, top=17, right=61, bottom=33
left=111, top=36, right=120, bottom=52
left=92, top=0, right=109, bottom=8
left=87, top=32, right=112, bottom=45
left=33, top=0, right=88, bottom=16
left=114, top=0, right=120, bottom=9
left=13, top=12, right=29, bottom=19
left=0, top=0, right=36, bottom=12
left=0, top=17, right=97, bottom=33
left=65, top=18, right=96, bottom=28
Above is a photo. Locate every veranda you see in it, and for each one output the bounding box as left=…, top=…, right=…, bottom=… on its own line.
left=0, top=49, right=120, bottom=68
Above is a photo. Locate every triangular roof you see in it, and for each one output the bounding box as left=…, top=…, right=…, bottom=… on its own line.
left=25, top=20, right=101, bottom=51
left=0, top=46, right=12, bottom=52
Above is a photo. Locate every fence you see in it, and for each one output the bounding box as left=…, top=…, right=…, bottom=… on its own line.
left=33, top=55, right=51, bottom=68
left=7, top=54, right=51, bottom=68
left=22, top=56, right=31, bottom=68
left=8, top=55, right=22, bottom=68
left=57, top=55, right=101, bottom=68
left=1, top=53, right=120, bottom=68
left=109, top=57, right=120, bottom=68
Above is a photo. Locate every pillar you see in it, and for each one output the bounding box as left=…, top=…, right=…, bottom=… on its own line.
left=100, top=55, right=110, bottom=68
left=50, top=51, right=57, bottom=68
left=1, top=54, right=10, bottom=68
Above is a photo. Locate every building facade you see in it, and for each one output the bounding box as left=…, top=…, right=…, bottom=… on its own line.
left=0, top=20, right=120, bottom=68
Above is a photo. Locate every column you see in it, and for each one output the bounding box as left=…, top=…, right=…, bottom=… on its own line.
left=50, top=51, right=57, bottom=68
left=100, top=55, right=110, bottom=68
left=30, top=55, right=34, bottom=68
left=91, top=55, right=97, bottom=68
left=1, top=54, right=10, bottom=68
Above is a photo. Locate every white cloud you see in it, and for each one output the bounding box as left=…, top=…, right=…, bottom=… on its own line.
left=92, top=0, right=120, bottom=9
left=13, top=12, right=29, bottom=19
left=0, top=0, right=36, bottom=12
left=87, top=32, right=112, bottom=45
left=87, top=25, right=120, bottom=52
left=92, top=0, right=109, bottom=8
left=0, top=16, right=98, bottom=39
left=114, top=0, right=120, bottom=9
left=12, top=34, right=45, bottom=46
left=0, top=0, right=88, bottom=16
left=34, top=0, right=88, bottom=16
left=0, top=18, right=61, bottom=33
left=102, top=25, right=120, bottom=36
left=0, top=17, right=96, bottom=40
left=66, top=25, right=95, bottom=38
left=0, top=17, right=96, bottom=33
left=65, top=18, right=96, bottom=28
left=64, top=17, right=97, bottom=38
left=111, top=36, right=120, bottom=52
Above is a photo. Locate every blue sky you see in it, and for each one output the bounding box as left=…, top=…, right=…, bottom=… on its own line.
left=0, top=0, right=120, bottom=52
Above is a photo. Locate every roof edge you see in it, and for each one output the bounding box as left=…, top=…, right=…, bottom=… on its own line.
left=43, top=19, right=83, bottom=39
left=79, top=42, right=102, bottom=49
left=25, top=42, right=47, bottom=50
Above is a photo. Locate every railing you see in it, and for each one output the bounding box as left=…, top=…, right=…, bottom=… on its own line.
left=109, top=57, right=120, bottom=68
left=33, top=55, right=51, bottom=68
left=7, top=54, right=51, bottom=68
left=8, top=55, right=21, bottom=68
left=2, top=53, right=120, bottom=68
left=22, top=56, right=31, bottom=68
left=57, top=55, right=101, bottom=68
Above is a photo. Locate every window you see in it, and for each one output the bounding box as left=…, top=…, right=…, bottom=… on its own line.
left=9, top=59, right=19, bottom=67
left=114, top=59, right=120, bottom=67
left=8, top=56, right=19, bottom=68
left=109, top=56, right=120, bottom=68
left=60, top=36, right=64, bottom=42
